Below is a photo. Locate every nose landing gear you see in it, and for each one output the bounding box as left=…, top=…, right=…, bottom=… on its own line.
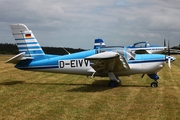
left=148, top=73, right=159, bottom=88
left=150, top=81, right=158, bottom=88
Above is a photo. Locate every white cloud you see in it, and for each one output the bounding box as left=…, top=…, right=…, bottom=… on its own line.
left=0, top=0, right=180, bottom=48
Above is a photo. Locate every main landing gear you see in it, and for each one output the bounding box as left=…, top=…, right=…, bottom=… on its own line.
left=107, top=73, right=160, bottom=88
left=108, top=80, right=120, bottom=87
left=108, top=72, right=121, bottom=88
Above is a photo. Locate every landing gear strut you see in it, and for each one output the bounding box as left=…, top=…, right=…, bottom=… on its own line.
left=108, top=72, right=121, bottom=88
left=148, top=73, right=159, bottom=88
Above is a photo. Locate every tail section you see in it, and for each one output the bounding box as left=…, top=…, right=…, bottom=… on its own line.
left=10, top=24, right=45, bottom=57
left=94, top=38, right=106, bottom=49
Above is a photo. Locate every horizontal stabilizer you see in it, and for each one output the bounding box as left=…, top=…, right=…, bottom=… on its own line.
left=6, top=52, right=33, bottom=64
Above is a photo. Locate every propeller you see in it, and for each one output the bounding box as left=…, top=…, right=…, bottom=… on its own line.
left=166, top=39, right=171, bottom=69
left=164, top=39, right=166, bottom=48
left=164, top=39, right=167, bottom=53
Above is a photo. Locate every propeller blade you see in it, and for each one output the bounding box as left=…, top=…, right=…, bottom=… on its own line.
left=164, top=39, right=166, bottom=48
left=168, top=40, right=170, bottom=56
left=163, top=39, right=167, bottom=53
left=167, top=40, right=171, bottom=69
left=168, top=57, right=171, bottom=69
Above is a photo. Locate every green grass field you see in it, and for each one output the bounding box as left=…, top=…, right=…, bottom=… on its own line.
left=0, top=55, right=180, bottom=120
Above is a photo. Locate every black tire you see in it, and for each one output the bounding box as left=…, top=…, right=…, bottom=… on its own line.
left=108, top=81, right=118, bottom=88
left=151, top=82, right=158, bottom=88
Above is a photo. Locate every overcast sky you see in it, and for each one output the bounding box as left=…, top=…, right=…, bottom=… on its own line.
left=0, top=0, right=180, bottom=49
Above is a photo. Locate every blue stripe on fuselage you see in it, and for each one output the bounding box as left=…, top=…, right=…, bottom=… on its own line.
left=128, top=59, right=165, bottom=64
left=15, top=49, right=96, bottom=69
left=128, top=54, right=165, bottom=64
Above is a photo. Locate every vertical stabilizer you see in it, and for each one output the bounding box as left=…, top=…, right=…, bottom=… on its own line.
left=94, top=38, right=106, bottom=49
left=10, top=24, right=45, bottom=56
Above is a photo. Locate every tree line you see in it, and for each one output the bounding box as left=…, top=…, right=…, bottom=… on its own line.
left=0, top=43, right=85, bottom=55
left=1, top=43, right=179, bottom=55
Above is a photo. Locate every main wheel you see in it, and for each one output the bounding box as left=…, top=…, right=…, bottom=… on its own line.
left=108, top=81, right=118, bottom=88
left=151, top=82, right=158, bottom=88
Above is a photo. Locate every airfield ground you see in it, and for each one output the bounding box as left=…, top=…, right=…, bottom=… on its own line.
left=0, top=55, right=180, bottom=120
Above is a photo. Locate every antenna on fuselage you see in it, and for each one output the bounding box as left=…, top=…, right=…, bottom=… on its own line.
left=60, top=46, right=70, bottom=54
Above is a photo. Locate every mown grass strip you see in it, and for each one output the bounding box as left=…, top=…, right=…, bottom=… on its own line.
left=0, top=55, right=180, bottom=120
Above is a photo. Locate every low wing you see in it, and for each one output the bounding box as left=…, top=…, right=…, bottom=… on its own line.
left=6, top=52, right=33, bottom=64
left=85, top=52, right=130, bottom=74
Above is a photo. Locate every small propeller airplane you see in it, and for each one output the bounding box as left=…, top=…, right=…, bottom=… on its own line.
left=94, top=38, right=166, bottom=54
left=126, top=41, right=166, bottom=54
left=6, top=24, right=172, bottom=88
left=94, top=38, right=176, bottom=62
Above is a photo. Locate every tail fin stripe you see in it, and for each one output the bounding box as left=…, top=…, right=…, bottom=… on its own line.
left=18, top=44, right=41, bottom=47
left=15, top=39, right=37, bottom=43
left=19, top=49, right=43, bottom=53
left=18, top=46, right=41, bottom=49
left=15, top=37, right=35, bottom=39
left=19, top=48, right=42, bottom=51
left=17, top=42, right=38, bottom=45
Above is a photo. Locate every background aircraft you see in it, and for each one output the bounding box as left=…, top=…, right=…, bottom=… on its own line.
left=6, top=24, right=171, bottom=88
left=94, top=38, right=166, bottom=54
left=126, top=41, right=166, bottom=54
left=94, top=38, right=176, bottom=62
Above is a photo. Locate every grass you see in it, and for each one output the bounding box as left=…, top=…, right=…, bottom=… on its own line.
left=0, top=55, right=180, bottom=120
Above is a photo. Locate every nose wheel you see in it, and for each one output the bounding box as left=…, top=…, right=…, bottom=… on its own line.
left=151, top=82, right=158, bottom=88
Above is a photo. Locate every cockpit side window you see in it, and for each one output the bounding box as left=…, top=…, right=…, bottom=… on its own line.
left=135, top=42, right=146, bottom=48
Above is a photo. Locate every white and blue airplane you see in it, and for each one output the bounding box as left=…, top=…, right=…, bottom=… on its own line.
left=6, top=24, right=171, bottom=88
left=126, top=41, right=166, bottom=54
left=94, top=38, right=176, bottom=63
left=94, top=38, right=166, bottom=54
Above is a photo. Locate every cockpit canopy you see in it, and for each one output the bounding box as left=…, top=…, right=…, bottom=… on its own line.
left=132, top=41, right=150, bottom=48
left=98, top=46, right=136, bottom=60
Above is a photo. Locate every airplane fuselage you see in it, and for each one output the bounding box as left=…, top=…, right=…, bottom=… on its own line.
left=128, top=47, right=165, bottom=54
left=15, top=48, right=166, bottom=77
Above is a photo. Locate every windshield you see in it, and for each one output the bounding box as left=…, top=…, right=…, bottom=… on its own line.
left=99, top=47, right=136, bottom=60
